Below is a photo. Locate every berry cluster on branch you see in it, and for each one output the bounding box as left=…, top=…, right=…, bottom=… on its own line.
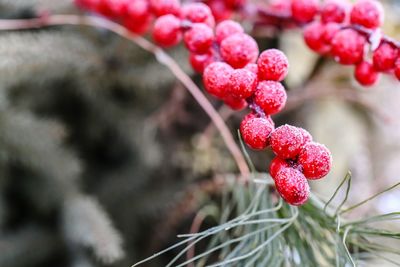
left=256, top=0, right=400, bottom=86
left=74, top=0, right=333, bottom=206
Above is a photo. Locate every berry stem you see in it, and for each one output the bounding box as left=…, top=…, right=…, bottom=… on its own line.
left=246, top=97, right=267, bottom=118
left=0, top=14, right=251, bottom=179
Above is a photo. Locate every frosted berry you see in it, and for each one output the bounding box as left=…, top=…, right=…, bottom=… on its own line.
left=350, top=0, right=384, bottom=29
left=215, top=20, right=244, bottom=44
left=270, top=125, right=304, bottom=159
left=124, top=15, right=152, bottom=35
left=98, top=0, right=129, bottom=17
left=297, top=127, right=313, bottom=145
left=189, top=51, right=216, bottom=73
left=220, top=33, right=259, bottom=68
left=208, top=0, right=233, bottom=22
left=184, top=23, right=214, bottom=54
left=254, top=81, right=287, bottom=115
left=354, top=61, right=380, bottom=86
left=395, top=60, right=400, bottom=81
left=125, top=0, right=151, bottom=22
left=228, top=69, right=258, bottom=99
left=181, top=3, right=215, bottom=27
left=321, top=0, right=349, bottom=23
left=244, top=63, right=258, bottom=75
left=322, top=22, right=341, bottom=45
left=257, top=49, right=289, bottom=81
left=223, top=95, right=248, bottom=110
left=331, top=29, right=366, bottom=65
left=274, top=167, right=310, bottom=206
left=291, top=0, right=319, bottom=23
left=269, top=157, right=289, bottom=179
left=298, top=142, right=332, bottom=180
left=372, top=42, right=399, bottom=72
left=303, top=22, right=331, bottom=54
left=203, top=62, right=233, bottom=98
left=153, top=15, right=182, bottom=47
left=149, top=0, right=181, bottom=17
left=240, top=115, right=274, bottom=150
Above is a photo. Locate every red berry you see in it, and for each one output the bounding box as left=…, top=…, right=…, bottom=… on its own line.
left=125, top=0, right=151, bottom=22
left=181, top=3, right=215, bottom=27
left=228, top=69, right=258, bottom=99
left=153, top=15, right=182, bottom=47
left=297, top=127, right=313, bottom=145
left=215, top=20, right=244, bottom=44
left=372, top=42, right=399, bottom=72
left=291, top=0, right=319, bottom=23
left=224, top=0, right=246, bottom=9
left=354, top=61, right=380, bottom=86
left=220, top=33, right=259, bottom=68
left=303, top=22, right=331, bottom=54
left=321, top=0, right=349, bottom=23
left=257, top=49, right=289, bottom=81
left=298, top=142, right=332, bottom=180
left=124, top=15, right=152, bottom=35
left=208, top=0, right=233, bottom=22
left=395, top=60, right=400, bottom=81
left=254, top=81, right=287, bottom=115
left=269, top=157, right=289, bottom=179
left=149, top=0, right=181, bottom=17
left=98, top=0, right=129, bottom=17
left=274, top=167, right=310, bottom=206
left=244, top=63, right=258, bottom=75
left=203, top=62, right=233, bottom=98
left=331, top=29, right=366, bottom=65
left=240, top=115, right=274, bottom=150
left=322, top=22, right=341, bottom=45
left=350, top=0, right=384, bottom=29
left=223, top=95, right=248, bottom=110
left=189, top=51, right=216, bottom=73
left=184, top=23, right=214, bottom=54
left=270, top=125, right=304, bottom=159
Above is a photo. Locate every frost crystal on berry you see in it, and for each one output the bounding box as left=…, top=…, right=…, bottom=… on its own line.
left=298, top=142, right=332, bottom=180
left=254, top=81, right=287, bottom=115
left=274, top=167, right=310, bottom=206
left=270, top=125, right=304, bottom=159
left=240, top=114, right=274, bottom=150
left=220, top=33, right=259, bottom=68
left=203, top=62, right=233, bottom=99
left=257, top=49, right=289, bottom=81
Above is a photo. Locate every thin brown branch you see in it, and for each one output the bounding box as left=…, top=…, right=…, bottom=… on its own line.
left=187, top=211, right=206, bottom=267
left=0, top=14, right=250, bottom=178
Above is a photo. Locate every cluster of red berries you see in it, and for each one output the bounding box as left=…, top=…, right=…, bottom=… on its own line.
left=258, top=0, right=400, bottom=86
left=74, top=0, right=333, bottom=206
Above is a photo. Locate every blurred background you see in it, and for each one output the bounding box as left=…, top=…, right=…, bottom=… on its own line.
left=0, top=0, right=399, bottom=266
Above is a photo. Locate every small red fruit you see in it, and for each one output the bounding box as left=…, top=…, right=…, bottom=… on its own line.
left=240, top=114, right=275, bottom=150
left=257, top=49, right=289, bottom=81
left=350, top=0, right=384, bottom=29
left=228, top=69, right=258, bottom=99
left=149, top=0, right=181, bottom=17
left=372, top=42, right=399, bottom=72
left=298, top=142, right=332, bottom=180
left=223, top=95, right=248, bottom=110
left=254, top=81, right=287, bottom=115
left=208, top=0, right=233, bottom=22
left=269, top=157, right=289, bottom=179
left=270, top=125, right=304, bottom=159
left=215, top=20, right=244, bottom=44
left=125, top=0, right=151, bottom=22
left=321, top=0, right=349, bottom=23
left=354, top=61, right=380, bottom=86
left=303, top=22, right=331, bottom=55
left=244, top=63, right=258, bottom=75
left=189, top=51, right=216, bottom=73
left=181, top=3, right=215, bottom=27
left=331, top=29, right=366, bottom=65
left=153, top=15, right=182, bottom=47
left=274, top=167, right=310, bottom=206
left=291, top=0, right=319, bottom=23
left=220, top=33, right=259, bottom=68
left=203, top=62, right=233, bottom=99
left=183, top=23, right=214, bottom=54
